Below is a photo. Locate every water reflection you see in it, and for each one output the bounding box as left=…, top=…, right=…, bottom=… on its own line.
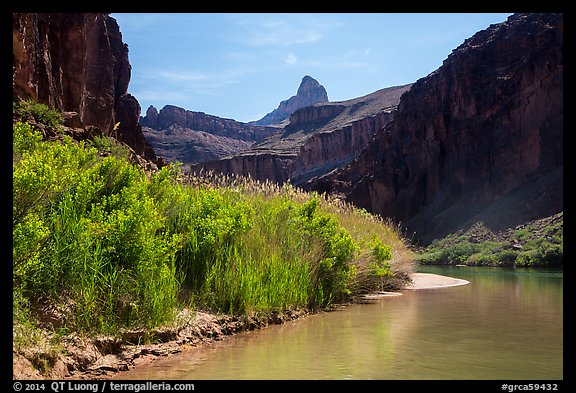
left=117, top=266, right=562, bottom=380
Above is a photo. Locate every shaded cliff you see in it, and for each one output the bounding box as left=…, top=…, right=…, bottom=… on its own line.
left=195, top=84, right=412, bottom=185
left=141, top=104, right=279, bottom=165
left=12, top=13, right=156, bottom=161
left=250, top=75, right=329, bottom=126
left=309, top=13, right=563, bottom=243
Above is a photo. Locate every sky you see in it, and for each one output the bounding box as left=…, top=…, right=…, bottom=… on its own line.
left=111, top=13, right=513, bottom=123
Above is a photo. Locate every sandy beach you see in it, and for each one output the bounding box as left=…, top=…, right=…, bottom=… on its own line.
left=407, top=272, right=470, bottom=290
left=361, top=272, right=470, bottom=299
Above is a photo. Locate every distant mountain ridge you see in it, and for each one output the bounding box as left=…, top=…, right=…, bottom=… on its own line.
left=140, top=104, right=279, bottom=165
left=193, top=84, right=412, bottom=185
left=139, top=75, right=329, bottom=166
left=250, top=75, right=329, bottom=126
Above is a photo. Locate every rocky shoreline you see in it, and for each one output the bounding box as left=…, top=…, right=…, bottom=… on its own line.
left=13, top=308, right=310, bottom=380
left=13, top=273, right=468, bottom=380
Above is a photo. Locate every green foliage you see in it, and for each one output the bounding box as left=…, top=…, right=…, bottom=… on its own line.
left=369, top=238, right=393, bottom=275
left=417, top=221, right=563, bottom=268
left=87, top=135, right=132, bottom=160
left=294, top=197, right=358, bottom=307
left=13, top=121, right=43, bottom=155
left=13, top=123, right=180, bottom=332
left=13, top=212, right=50, bottom=276
left=13, top=118, right=413, bottom=337
left=13, top=99, right=63, bottom=132
left=13, top=123, right=97, bottom=225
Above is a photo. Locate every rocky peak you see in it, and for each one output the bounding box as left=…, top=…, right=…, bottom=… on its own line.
left=194, top=84, right=411, bottom=185
left=141, top=105, right=159, bottom=128
left=251, top=75, right=329, bottom=126
left=296, top=75, right=326, bottom=100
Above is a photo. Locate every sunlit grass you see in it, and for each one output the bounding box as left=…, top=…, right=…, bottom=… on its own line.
left=13, top=109, right=415, bottom=338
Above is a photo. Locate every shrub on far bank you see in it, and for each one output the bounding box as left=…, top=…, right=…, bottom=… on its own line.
left=416, top=221, right=563, bottom=268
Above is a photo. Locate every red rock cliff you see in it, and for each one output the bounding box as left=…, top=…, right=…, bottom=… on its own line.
left=310, top=13, right=563, bottom=242
left=12, top=13, right=156, bottom=161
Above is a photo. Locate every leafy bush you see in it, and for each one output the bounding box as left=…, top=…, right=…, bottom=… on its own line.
left=417, top=220, right=562, bottom=268
left=13, top=99, right=63, bottom=132
left=13, top=118, right=413, bottom=336
left=295, top=197, right=358, bottom=307
left=13, top=121, right=43, bottom=155
left=13, top=123, right=180, bottom=332
left=87, top=135, right=132, bottom=160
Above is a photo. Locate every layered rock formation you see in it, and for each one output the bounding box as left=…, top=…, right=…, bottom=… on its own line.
left=141, top=105, right=279, bottom=165
left=250, top=75, right=329, bottom=126
left=142, top=104, right=277, bottom=142
left=308, top=13, right=563, bottom=242
left=195, top=84, right=412, bottom=185
left=139, top=75, right=329, bottom=166
left=12, top=13, right=156, bottom=161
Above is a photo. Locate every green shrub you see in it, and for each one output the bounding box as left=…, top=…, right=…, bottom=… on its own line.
left=294, top=197, right=358, bottom=307
left=417, top=221, right=563, bottom=268
left=13, top=99, right=63, bottom=132
left=13, top=121, right=43, bottom=155
left=87, top=135, right=132, bottom=160
left=13, top=124, right=180, bottom=331
left=416, top=250, right=445, bottom=265
left=13, top=118, right=414, bottom=336
left=494, top=250, right=517, bottom=267
left=467, top=252, right=498, bottom=266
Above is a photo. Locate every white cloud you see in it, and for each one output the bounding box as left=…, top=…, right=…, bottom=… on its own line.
left=130, top=88, right=189, bottom=104
left=229, top=14, right=344, bottom=47
left=284, top=53, right=298, bottom=65
left=279, top=54, right=377, bottom=73
left=152, top=66, right=251, bottom=96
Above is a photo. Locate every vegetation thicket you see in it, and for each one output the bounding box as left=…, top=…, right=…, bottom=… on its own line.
left=13, top=100, right=414, bottom=348
left=416, top=220, right=563, bottom=267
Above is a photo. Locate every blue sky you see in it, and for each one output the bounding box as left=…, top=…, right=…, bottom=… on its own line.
left=111, top=13, right=513, bottom=123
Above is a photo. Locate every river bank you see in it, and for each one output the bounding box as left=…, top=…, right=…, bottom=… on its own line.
left=13, top=273, right=468, bottom=380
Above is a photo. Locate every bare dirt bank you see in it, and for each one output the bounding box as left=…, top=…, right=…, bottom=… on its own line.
left=13, top=273, right=468, bottom=380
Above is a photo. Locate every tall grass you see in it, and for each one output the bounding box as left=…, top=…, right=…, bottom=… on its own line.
left=13, top=107, right=415, bottom=337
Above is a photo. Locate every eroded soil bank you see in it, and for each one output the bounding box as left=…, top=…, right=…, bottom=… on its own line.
left=13, top=273, right=467, bottom=380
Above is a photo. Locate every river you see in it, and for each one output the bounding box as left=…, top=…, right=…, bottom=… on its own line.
left=116, top=266, right=563, bottom=380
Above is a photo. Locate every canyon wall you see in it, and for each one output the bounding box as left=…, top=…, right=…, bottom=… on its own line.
left=309, top=13, right=563, bottom=242
left=12, top=13, right=156, bottom=161
left=141, top=105, right=278, bottom=143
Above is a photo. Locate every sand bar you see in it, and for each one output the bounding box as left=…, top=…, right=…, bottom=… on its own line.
left=407, top=272, right=470, bottom=290
left=361, top=272, right=469, bottom=299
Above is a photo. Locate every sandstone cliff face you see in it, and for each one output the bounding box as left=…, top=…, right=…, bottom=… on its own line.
left=12, top=13, right=156, bottom=161
left=309, top=13, right=563, bottom=242
left=140, top=104, right=279, bottom=165
left=251, top=75, right=329, bottom=126
left=196, top=84, right=411, bottom=185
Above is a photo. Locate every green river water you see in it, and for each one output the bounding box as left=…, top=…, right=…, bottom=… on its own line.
left=116, top=266, right=563, bottom=380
